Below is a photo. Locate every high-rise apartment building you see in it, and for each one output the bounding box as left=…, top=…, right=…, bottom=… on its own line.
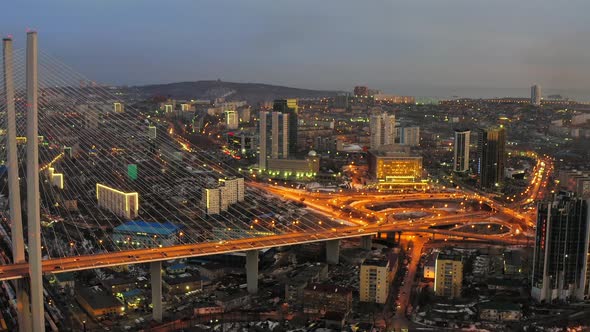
left=477, top=127, right=506, bottom=190
left=203, top=188, right=222, bottom=215
left=531, top=84, right=541, bottom=106
left=273, top=99, right=298, bottom=155
left=258, top=111, right=289, bottom=170
left=434, top=253, right=463, bottom=299
left=370, top=111, right=395, bottom=150
left=333, top=94, right=349, bottom=109
left=532, top=192, right=590, bottom=302
left=113, top=102, right=124, bottom=113
left=354, top=86, right=369, bottom=97
left=359, top=257, right=397, bottom=304
left=96, top=184, right=139, bottom=219
left=202, top=177, right=245, bottom=215
left=453, top=129, right=470, bottom=173
left=399, top=126, right=420, bottom=146
left=225, top=110, right=239, bottom=130
left=148, top=125, right=157, bottom=140
left=218, top=177, right=245, bottom=204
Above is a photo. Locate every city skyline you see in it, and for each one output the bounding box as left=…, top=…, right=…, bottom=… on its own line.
left=1, top=2, right=590, bottom=331
left=3, top=0, right=590, bottom=99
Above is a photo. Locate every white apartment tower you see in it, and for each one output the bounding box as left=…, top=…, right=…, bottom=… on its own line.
left=96, top=183, right=139, bottom=219
left=531, top=84, right=541, bottom=106
left=370, top=111, right=395, bottom=150
left=399, top=126, right=420, bottom=146
left=258, top=111, right=289, bottom=170
left=226, top=110, right=239, bottom=130
left=453, top=129, right=470, bottom=172
left=202, top=177, right=245, bottom=215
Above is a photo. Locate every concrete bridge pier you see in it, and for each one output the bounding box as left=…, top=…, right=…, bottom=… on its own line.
left=3, top=36, right=32, bottom=332
left=326, top=239, right=340, bottom=264
left=151, top=261, right=163, bottom=322
left=246, top=250, right=259, bottom=294
left=360, top=235, right=372, bottom=250
left=26, top=31, right=45, bottom=332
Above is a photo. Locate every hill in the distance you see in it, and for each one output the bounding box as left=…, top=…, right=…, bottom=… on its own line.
left=133, top=80, right=339, bottom=104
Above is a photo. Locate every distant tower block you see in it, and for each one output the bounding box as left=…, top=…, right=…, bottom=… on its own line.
left=114, top=102, right=124, bottom=113
left=63, top=146, right=73, bottom=158
left=225, top=110, right=239, bottom=129
left=453, top=129, right=470, bottom=173
left=531, top=84, right=541, bottom=106
left=148, top=125, right=157, bottom=140
left=96, top=183, right=139, bottom=219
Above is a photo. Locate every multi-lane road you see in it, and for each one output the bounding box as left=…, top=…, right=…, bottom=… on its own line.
left=0, top=156, right=551, bottom=283
left=0, top=212, right=528, bottom=282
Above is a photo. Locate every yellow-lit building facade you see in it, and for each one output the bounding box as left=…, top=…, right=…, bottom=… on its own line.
left=434, top=253, right=463, bottom=299
left=359, top=258, right=394, bottom=304
left=113, top=102, right=124, bottom=113
left=96, top=183, right=139, bottom=219
left=47, top=167, right=64, bottom=189
left=368, top=149, right=426, bottom=190
left=264, top=156, right=320, bottom=179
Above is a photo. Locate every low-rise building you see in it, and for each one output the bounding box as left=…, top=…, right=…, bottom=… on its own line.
left=166, top=263, right=187, bottom=275
left=76, top=286, right=125, bottom=319
left=96, top=183, right=139, bottom=219
left=478, top=302, right=522, bottom=322
left=303, top=284, right=353, bottom=315
left=502, top=251, right=526, bottom=276
left=112, top=220, right=182, bottom=247
left=264, top=153, right=320, bottom=179
left=367, top=146, right=426, bottom=190
left=194, top=303, right=224, bottom=316
left=215, top=291, right=250, bottom=311
left=323, top=311, right=347, bottom=330
left=285, top=263, right=328, bottom=305
left=164, top=272, right=204, bottom=295
left=102, top=276, right=137, bottom=295
left=196, top=263, right=227, bottom=281
left=50, top=272, right=76, bottom=295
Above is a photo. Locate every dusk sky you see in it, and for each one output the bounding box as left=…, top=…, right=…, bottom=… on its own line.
left=4, top=0, right=590, bottom=98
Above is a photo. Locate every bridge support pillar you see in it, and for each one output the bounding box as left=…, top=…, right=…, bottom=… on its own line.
left=3, top=37, right=32, bottom=332
left=245, top=250, right=259, bottom=294
left=151, top=261, right=163, bottom=322
left=360, top=235, right=372, bottom=250
left=26, top=31, right=44, bottom=332
left=326, top=239, right=340, bottom=265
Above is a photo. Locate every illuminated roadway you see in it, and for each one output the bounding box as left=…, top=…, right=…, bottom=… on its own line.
left=0, top=143, right=550, bottom=284
left=0, top=188, right=536, bottom=281
left=0, top=216, right=528, bottom=282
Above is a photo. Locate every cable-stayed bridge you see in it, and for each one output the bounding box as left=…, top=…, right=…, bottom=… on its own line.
left=0, top=32, right=535, bottom=331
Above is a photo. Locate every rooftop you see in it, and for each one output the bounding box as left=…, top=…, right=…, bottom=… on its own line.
left=77, top=286, right=122, bottom=309
left=363, top=258, right=389, bottom=267
left=120, top=288, right=143, bottom=298
left=54, top=272, right=76, bottom=282
left=478, top=301, right=521, bottom=312
left=437, top=253, right=462, bottom=262
left=164, top=272, right=203, bottom=285
left=305, top=283, right=353, bottom=295
left=113, top=220, right=181, bottom=236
